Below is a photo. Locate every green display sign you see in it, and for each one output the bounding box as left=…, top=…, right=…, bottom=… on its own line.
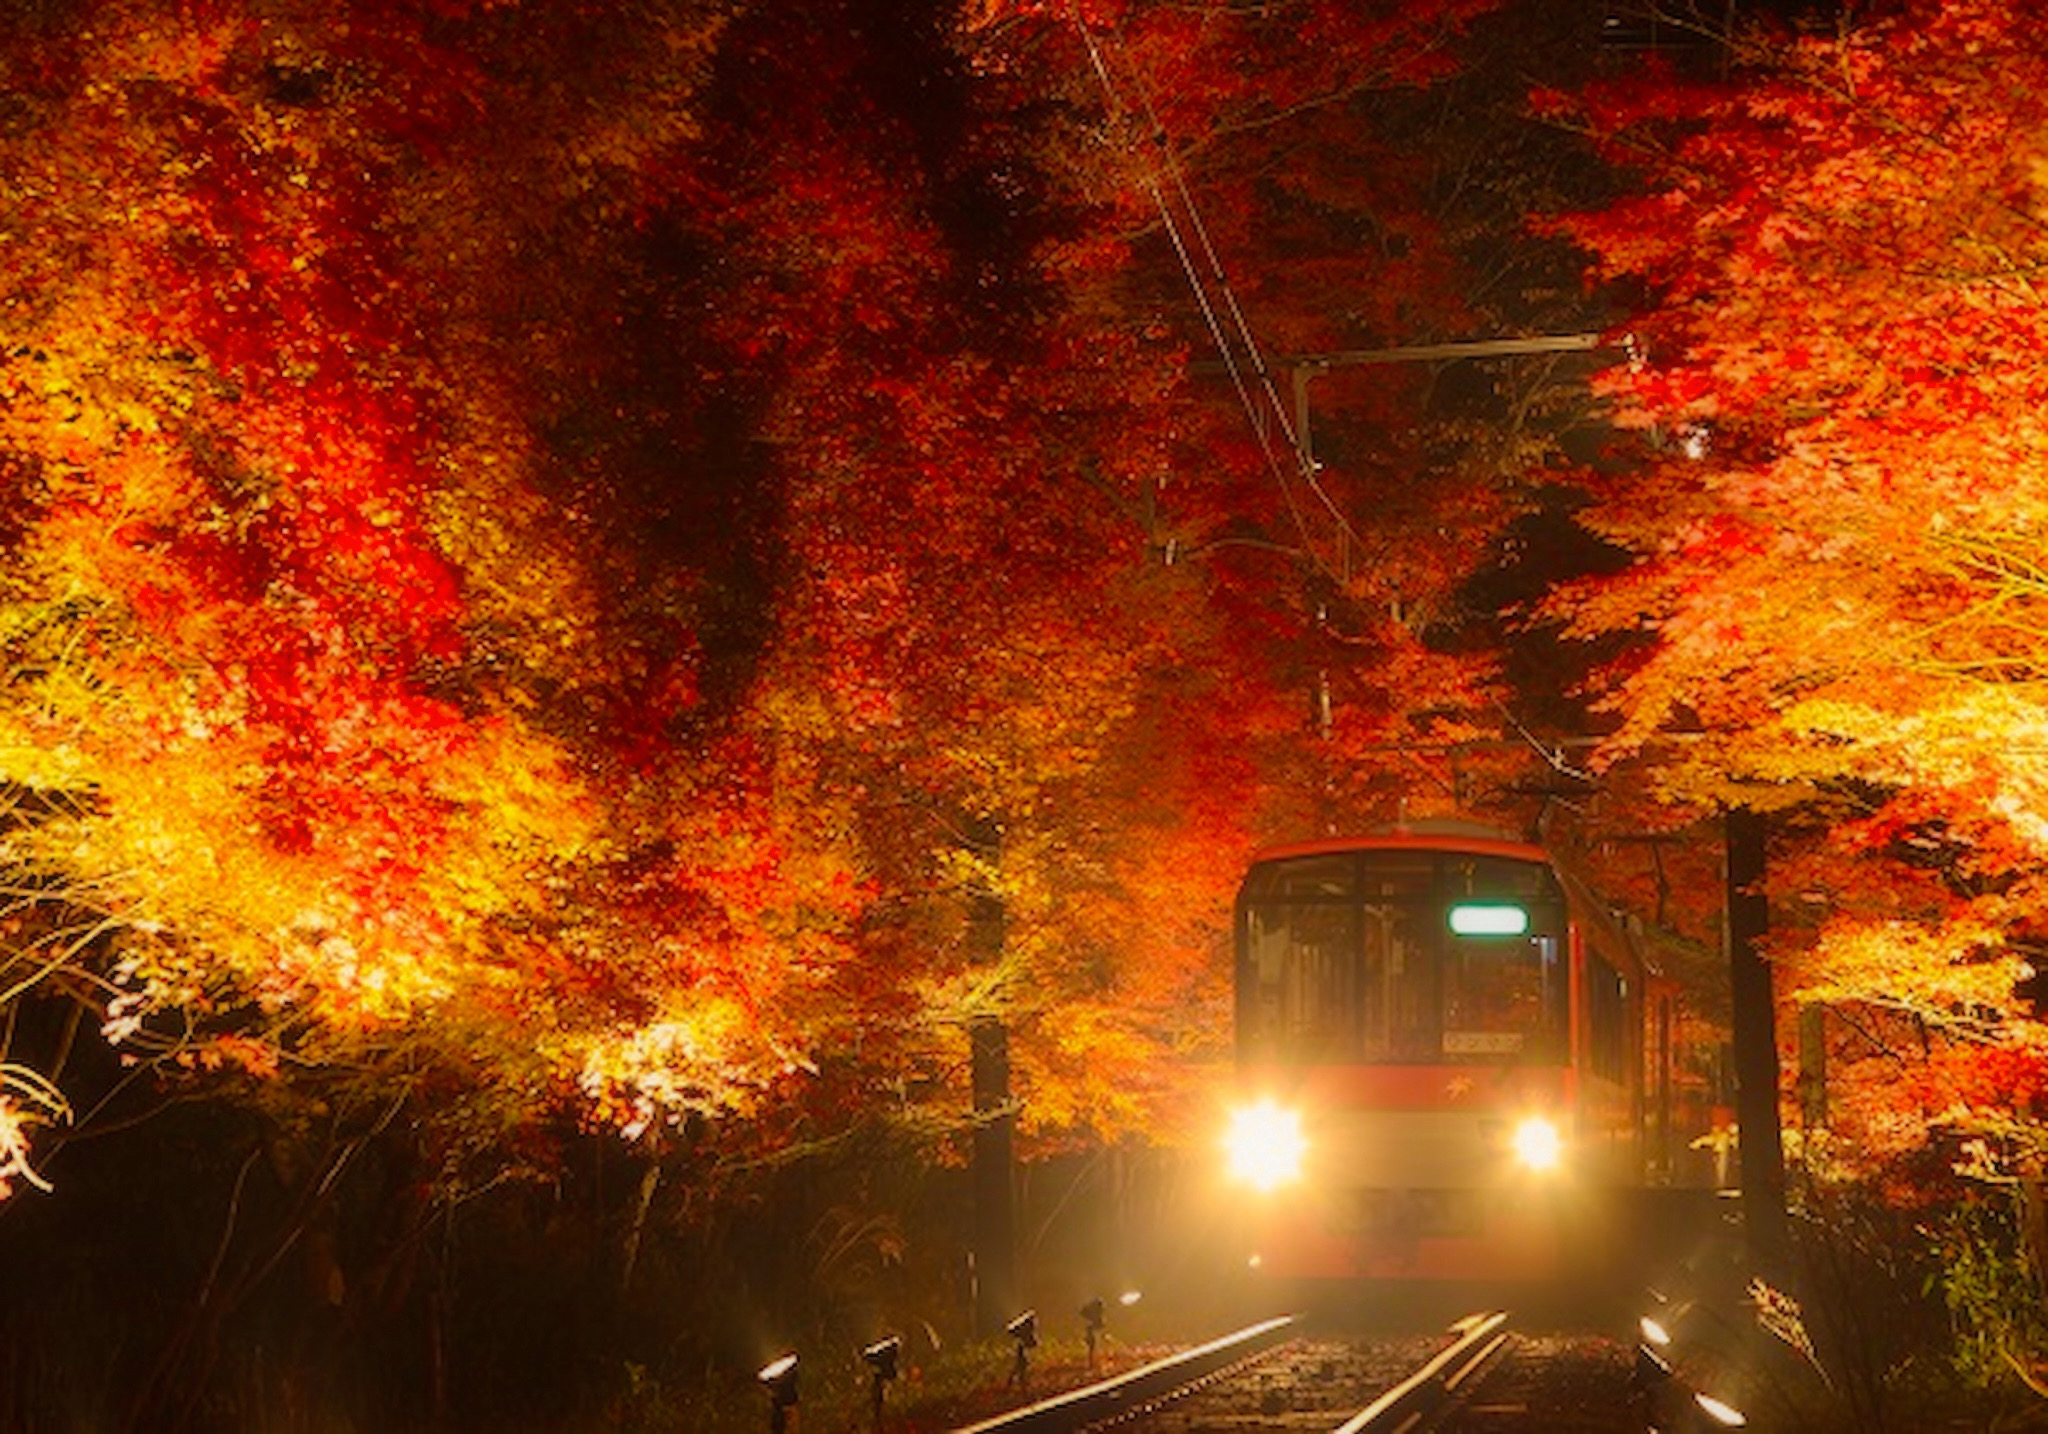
left=1447, top=902, right=1529, bottom=937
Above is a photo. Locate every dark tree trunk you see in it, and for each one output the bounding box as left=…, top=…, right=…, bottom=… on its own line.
left=1727, top=804, right=1788, bottom=1267
left=971, top=1013, right=1016, bottom=1337
left=965, top=811, right=1016, bottom=1337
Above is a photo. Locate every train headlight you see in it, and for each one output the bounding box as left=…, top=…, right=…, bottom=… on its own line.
left=1510, top=1115, right=1563, bottom=1171
left=1224, top=1100, right=1306, bottom=1191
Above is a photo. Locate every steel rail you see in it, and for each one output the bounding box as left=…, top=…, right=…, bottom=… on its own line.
left=948, top=1314, right=1298, bottom=1434
left=1331, top=1310, right=1512, bottom=1434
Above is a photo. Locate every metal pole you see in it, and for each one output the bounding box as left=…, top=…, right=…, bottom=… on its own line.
left=1279, top=331, right=1606, bottom=370
left=1274, top=332, right=1607, bottom=571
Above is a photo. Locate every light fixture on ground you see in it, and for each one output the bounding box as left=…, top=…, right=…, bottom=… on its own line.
left=756, top=1353, right=799, bottom=1434
left=1628, top=1321, right=1747, bottom=1431
left=1004, top=1309, right=1038, bottom=1395
left=1693, top=1390, right=1747, bottom=1427
left=1080, top=1289, right=1142, bottom=1373
left=1631, top=1340, right=1672, bottom=1395
left=862, top=1335, right=902, bottom=1429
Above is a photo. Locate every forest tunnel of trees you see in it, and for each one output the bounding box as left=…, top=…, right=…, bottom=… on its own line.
left=5, top=0, right=2048, bottom=1427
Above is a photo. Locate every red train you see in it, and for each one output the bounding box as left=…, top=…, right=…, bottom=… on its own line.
left=1221, top=825, right=1720, bottom=1284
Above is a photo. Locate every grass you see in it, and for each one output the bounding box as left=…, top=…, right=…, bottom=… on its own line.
left=580, top=1331, right=1160, bottom=1434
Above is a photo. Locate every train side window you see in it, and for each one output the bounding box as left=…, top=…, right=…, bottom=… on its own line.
left=1587, top=954, right=1630, bottom=1081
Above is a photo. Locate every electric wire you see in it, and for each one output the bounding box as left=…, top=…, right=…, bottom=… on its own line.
left=1129, top=61, right=1369, bottom=567
left=1072, top=20, right=1268, bottom=447
left=1073, top=17, right=1310, bottom=536
left=1072, top=10, right=1360, bottom=583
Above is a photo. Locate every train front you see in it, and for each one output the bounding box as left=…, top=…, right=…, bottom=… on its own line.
left=1221, top=834, right=1632, bottom=1287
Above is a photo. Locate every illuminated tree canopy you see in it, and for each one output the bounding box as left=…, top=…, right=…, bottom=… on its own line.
left=0, top=0, right=1524, bottom=1208
left=1541, top=0, right=2048, bottom=1194
left=21, top=0, right=2048, bottom=1423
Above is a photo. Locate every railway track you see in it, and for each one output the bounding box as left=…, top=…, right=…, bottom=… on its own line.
left=948, top=1312, right=1653, bottom=1434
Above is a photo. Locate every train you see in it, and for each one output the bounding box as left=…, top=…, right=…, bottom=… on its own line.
left=1220, top=823, right=1723, bottom=1285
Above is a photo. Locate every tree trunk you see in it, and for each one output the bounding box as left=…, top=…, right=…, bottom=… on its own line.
left=1796, top=1003, right=1827, bottom=1133
left=620, top=1158, right=660, bottom=1295
left=1727, top=805, right=1789, bottom=1267
left=971, top=1014, right=1016, bottom=1336
left=965, top=812, right=1016, bottom=1336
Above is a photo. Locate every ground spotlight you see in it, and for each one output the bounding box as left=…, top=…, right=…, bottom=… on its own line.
left=862, top=1335, right=902, bottom=1428
left=1630, top=1341, right=1672, bottom=1392
left=756, top=1353, right=799, bottom=1434
left=1629, top=1342, right=1679, bottom=1430
left=1641, top=1289, right=1696, bottom=1342
left=1005, top=1309, right=1037, bottom=1394
left=1693, top=1390, right=1747, bottom=1427
left=1081, top=1296, right=1105, bottom=1372
left=864, top=1334, right=902, bottom=1381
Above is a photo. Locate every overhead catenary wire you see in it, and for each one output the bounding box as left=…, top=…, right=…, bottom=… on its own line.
left=1142, top=82, right=1371, bottom=572
left=1070, top=11, right=1627, bottom=793
left=1071, top=9, right=1365, bottom=583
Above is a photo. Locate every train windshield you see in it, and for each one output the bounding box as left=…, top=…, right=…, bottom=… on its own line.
left=1236, top=848, right=1568, bottom=1065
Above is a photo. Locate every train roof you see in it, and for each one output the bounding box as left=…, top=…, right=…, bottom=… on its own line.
left=1249, top=823, right=1550, bottom=868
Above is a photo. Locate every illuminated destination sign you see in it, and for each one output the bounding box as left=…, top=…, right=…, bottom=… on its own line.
left=1447, top=902, right=1530, bottom=937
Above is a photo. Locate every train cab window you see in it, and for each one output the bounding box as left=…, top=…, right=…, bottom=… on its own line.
left=1358, top=860, right=1435, bottom=1060
left=1242, top=855, right=1353, bottom=901
left=1440, top=931, right=1565, bottom=1060
left=1242, top=901, right=1356, bottom=1061
left=1435, top=857, right=1567, bottom=1062
left=1238, top=847, right=1572, bottom=1067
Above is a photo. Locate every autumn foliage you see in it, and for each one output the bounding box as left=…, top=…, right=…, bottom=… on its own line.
left=23, top=0, right=2048, bottom=1420
left=0, top=0, right=1550, bottom=1242
left=1542, top=0, right=2048, bottom=1206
